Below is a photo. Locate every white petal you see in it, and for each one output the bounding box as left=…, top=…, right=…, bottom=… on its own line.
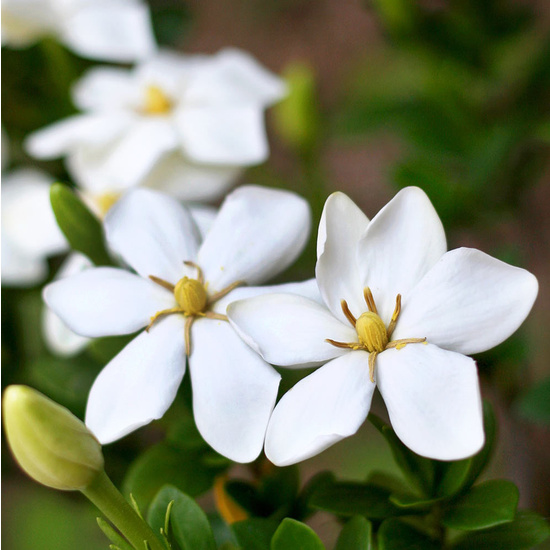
left=72, top=66, right=136, bottom=111
left=43, top=267, right=175, bottom=337
left=189, top=319, right=280, bottom=463
left=228, top=294, right=356, bottom=368
left=62, top=2, right=156, bottom=62
left=86, top=315, right=186, bottom=444
left=1, top=234, right=47, bottom=286
left=186, top=48, right=286, bottom=106
left=199, top=185, right=310, bottom=290
left=105, top=189, right=201, bottom=284
left=357, top=187, right=447, bottom=324
left=316, top=192, right=370, bottom=322
left=25, top=114, right=130, bottom=159
left=214, top=278, right=323, bottom=314
left=100, top=119, right=178, bottom=189
left=1, top=169, right=66, bottom=257
left=392, top=248, right=539, bottom=355
left=176, top=106, right=268, bottom=165
left=187, top=204, right=218, bottom=240
left=265, top=351, right=375, bottom=466
left=377, top=343, right=484, bottom=460
left=141, top=151, right=242, bottom=202
left=43, top=253, right=92, bottom=356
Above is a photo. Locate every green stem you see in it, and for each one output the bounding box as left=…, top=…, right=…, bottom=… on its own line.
left=82, top=470, right=164, bottom=550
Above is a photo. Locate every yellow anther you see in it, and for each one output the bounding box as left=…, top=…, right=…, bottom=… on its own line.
left=174, top=277, right=207, bottom=315
left=355, top=311, right=388, bottom=353
left=144, top=85, right=172, bottom=115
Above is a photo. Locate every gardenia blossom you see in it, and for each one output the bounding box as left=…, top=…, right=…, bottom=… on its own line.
left=2, top=169, right=66, bottom=286
left=26, top=49, right=287, bottom=203
left=44, top=186, right=314, bottom=462
left=228, top=187, right=539, bottom=466
left=2, top=0, right=155, bottom=62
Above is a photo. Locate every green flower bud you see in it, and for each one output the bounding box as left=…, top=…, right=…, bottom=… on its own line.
left=273, top=62, right=321, bottom=155
left=3, top=385, right=104, bottom=491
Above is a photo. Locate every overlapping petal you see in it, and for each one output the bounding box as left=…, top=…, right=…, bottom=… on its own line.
left=105, top=189, right=201, bottom=284
left=265, top=351, right=375, bottom=466
left=392, top=248, right=539, bottom=355
left=316, top=192, right=370, bottom=322
left=189, top=319, right=281, bottom=463
left=199, top=186, right=310, bottom=290
left=176, top=106, right=268, bottom=165
left=228, top=294, right=356, bottom=367
left=62, top=1, right=155, bottom=62
left=86, top=315, right=186, bottom=444
left=376, top=343, right=484, bottom=460
left=357, top=187, right=447, bottom=324
left=43, top=267, right=175, bottom=337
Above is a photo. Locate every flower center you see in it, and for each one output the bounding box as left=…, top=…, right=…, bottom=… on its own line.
left=146, top=261, right=245, bottom=356
left=326, top=287, right=426, bottom=382
left=95, top=191, right=121, bottom=217
left=143, top=85, right=172, bottom=115
left=174, top=277, right=207, bottom=315
left=356, top=311, right=388, bottom=352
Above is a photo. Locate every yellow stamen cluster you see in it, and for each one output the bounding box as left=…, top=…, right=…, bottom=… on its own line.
left=326, top=287, right=426, bottom=383
left=95, top=192, right=121, bottom=217
left=143, top=85, right=172, bottom=115
left=146, top=262, right=244, bottom=356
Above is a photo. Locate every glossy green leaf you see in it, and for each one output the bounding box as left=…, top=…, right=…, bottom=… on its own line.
left=225, top=481, right=264, bottom=516
left=378, top=518, right=439, bottom=550
left=310, top=481, right=403, bottom=519
left=434, top=458, right=472, bottom=499
left=334, top=516, right=372, bottom=550
left=271, top=518, right=325, bottom=550
left=50, top=183, right=111, bottom=266
left=368, top=413, right=435, bottom=496
left=147, top=485, right=216, bottom=550
left=443, top=480, right=519, bottom=531
left=451, top=510, right=550, bottom=550
left=517, top=376, right=550, bottom=424
left=123, top=442, right=226, bottom=509
left=232, top=518, right=279, bottom=550
left=389, top=492, right=441, bottom=510
left=257, top=465, right=300, bottom=517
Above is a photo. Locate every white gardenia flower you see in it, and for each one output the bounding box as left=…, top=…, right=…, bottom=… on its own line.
left=228, top=187, right=539, bottom=466
left=2, top=0, right=155, bottom=62
left=2, top=169, right=66, bottom=286
left=26, top=49, right=287, bottom=203
left=44, top=186, right=316, bottom=462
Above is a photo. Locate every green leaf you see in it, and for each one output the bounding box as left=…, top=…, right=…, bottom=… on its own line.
left=123, top=442, right=226, bottom=509
left=378, top=518, right=439, bottom=550
left=517, top=376, right=550, bottom=424
left=96, top=517, right=134, bottom=550
left=225, top=481, right=264, bottom=516
left=434, top=458, right=472, bottom=498
left=294, top=471, right=335, bottom=520
left=309, top=481, right=403, bottom=519
left=147, top=485, right=216, bottom=550
left=334, top=516, right=372, bottom=550
left=461, top=400, right=497, bottom=490
left=389, top=492, right=441, bottom=511
left=368, top=413, right=435, bottom=496
left=451, top=510, right=550, bottom=550
left=257, top=465, right=300, bottom=517
left=232, top=518, right=279, bottom=550
left=270, top=518, right=325, bottom=550
left=50, top=182, right=111, bottom=266
left=442, top=480, right=519, bottom=531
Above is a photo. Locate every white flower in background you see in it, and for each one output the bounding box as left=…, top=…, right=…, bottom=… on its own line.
left=43, top=253, right=92, bottom=356
left=44, top=186, right=314, bottom=462
left=2, top=169, right=66, bottom=286
left=26, top=49, right=287, bottom=203
left=228, top=187, right=539, bottom=466
left=2, top=0, right=155, bottom=62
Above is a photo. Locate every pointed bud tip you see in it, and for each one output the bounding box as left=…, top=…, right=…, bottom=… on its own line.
left=3, top=385, right=104, bottom=491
